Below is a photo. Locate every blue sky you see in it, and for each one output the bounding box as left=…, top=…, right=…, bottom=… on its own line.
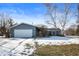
left=0, top=3, right=47, bottom=24
left=0, top=3, right=78, bottom=28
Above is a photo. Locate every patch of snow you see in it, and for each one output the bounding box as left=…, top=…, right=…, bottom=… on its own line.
left=69, top=38, right=79, bottom=44
left=0, top=36, right=79, bottom=56
left=35, top=36, right=71, bottom=45
left=2, top=39, right=24, bottom=49
left=0, top=39, right=10, bottom=46
left=0, top=46, right=11, bottom=56
left=36, top=36, right=69, bottom=41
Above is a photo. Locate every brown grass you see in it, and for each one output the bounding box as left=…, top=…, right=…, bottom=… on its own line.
left=34, top=44, right=79, bottom=56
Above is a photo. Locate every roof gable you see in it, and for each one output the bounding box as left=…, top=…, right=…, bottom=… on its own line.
left=11, top=23, right=35, bottom=29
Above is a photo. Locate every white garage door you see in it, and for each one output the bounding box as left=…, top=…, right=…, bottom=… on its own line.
left=14, top=29, right=33, bottom=38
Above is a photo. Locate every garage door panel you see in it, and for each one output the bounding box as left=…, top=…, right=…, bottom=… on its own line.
left=14, top=29, right=33, bottom=38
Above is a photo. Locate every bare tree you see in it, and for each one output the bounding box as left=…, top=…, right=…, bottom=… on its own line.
left=59, top=4, right=71, bottom=35
left=76, top=3, right=79, bottom=35
left=65, top=27, right=75, bottom=35
left=76, top=4, right=79, bottom=23
left=0, top=12, right=15, bottom=37
left=44, top=3, right=71, bottom=35
left=0, top=13, right=7, bottom=36
left=45, top=3, right=57, bottom=28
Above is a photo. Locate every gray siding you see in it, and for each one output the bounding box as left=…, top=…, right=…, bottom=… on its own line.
left=10, top=23, right=36, bottom=38
left=48, top=28, right=61, bottom=36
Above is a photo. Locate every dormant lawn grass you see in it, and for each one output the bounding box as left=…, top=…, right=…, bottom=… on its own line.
left=34, top=44, right=79, bottom=56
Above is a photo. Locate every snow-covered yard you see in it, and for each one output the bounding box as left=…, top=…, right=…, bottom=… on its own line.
left=0, top=36, right=79, bottom=56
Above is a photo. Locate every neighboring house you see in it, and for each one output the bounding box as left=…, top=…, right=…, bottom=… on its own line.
left=10, top=23, right=61, bottom=38
left=10, top=23, right=36, bottom=38
left=47, top=28, right=61, bottom=36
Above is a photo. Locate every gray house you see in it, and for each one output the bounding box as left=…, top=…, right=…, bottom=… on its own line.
left=10, top=23, right=36, bottom=38
left=10, top=23, right=61, bottom=38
